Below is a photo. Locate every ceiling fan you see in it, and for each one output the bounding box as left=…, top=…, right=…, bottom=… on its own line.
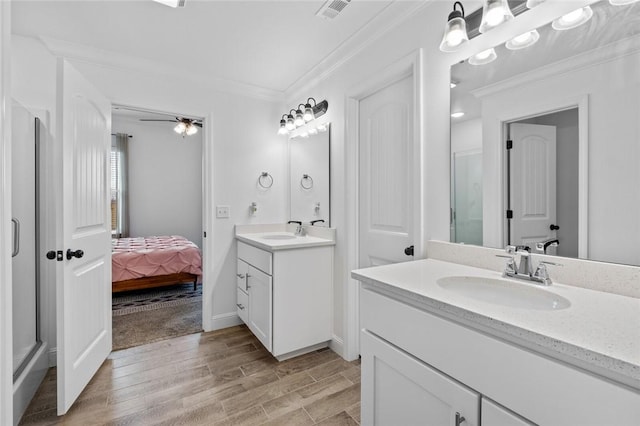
left=139, top=117, right=202, bottom=136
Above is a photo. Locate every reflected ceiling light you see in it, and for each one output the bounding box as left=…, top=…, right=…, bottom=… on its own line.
left=309, top=128, right=319, bottom=135
left=278, top=114, right=289, bottom=135
left=526, top=0, right=546, bottom=8
left=479, top=0, right=514, bottom=33
left=552, top=6, right=593, bottom=30
left=278, top=99, right=329, bottom=136
left=451, top=112, right=465, bottom=118
left=468, top=47, right=497, bottom=65
left=439, top=2, right=469, bottom=52
left=609, top=0, right=639, bottom=5
left=506, top=29, right=540, bottom=50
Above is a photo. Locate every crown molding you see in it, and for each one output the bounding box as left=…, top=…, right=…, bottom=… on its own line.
left=38, top=36, right=285, bottom=102
left=284, top=0, right=431, bottom=100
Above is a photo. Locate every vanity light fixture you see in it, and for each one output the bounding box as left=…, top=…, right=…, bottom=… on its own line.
left=552, top=6, right=593, bottom=31
left=451, top=112, right=465, bottom=118
left=506, top=29, right=540, bottom=50
left=609, top=0, right=639, bottom=5
left=479, top=0, right=514, bottom=33
left=278, top=99, right=329, bottom=135
left=468, top=47, right=497, bottom=65
left=439, top=2, right=469, bottom=52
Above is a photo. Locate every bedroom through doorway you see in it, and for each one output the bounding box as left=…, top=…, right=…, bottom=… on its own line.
left=110, top=105, right=205, bottom=350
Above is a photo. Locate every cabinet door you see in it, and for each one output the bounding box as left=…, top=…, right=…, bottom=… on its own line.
left=482, top=399, right=534, bottom=426
left=361, top=331, right=480, bottom=426
left=237, top=259, right=249, bottom=292
left=247, top=265, right=272, bottom=352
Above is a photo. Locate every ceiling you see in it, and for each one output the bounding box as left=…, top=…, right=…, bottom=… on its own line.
left=12, top=0, right=400, bottom=94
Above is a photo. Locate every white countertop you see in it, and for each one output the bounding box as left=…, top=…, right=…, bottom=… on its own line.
left=352, top=258, right=640, bottom=390
left=235, top=224, right=336, bottom=252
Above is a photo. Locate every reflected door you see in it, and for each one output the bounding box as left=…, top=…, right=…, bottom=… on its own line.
left=451, top=149, right=483, bottom=245
left=359, top=75, right=414, bottom=267
left=509, top=123, right=557, bottom=248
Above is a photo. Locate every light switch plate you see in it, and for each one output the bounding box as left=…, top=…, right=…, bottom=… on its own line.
left=216, top=205, right=230, bottom=218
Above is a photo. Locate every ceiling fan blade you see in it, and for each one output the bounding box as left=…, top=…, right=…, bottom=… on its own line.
left=139, top=119, right=177, bottom=122
left=193, top=122, right=203, bottom=128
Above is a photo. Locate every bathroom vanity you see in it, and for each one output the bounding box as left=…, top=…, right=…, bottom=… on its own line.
left=235, top=224, right=335, bottom=360
left=353, top=254, right=640, bottom=425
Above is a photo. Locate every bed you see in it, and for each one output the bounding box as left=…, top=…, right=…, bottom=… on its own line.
left=111, top=235, right=202, bottom=293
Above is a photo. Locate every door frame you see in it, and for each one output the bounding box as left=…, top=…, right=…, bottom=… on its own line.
left=495, top=95, right=589, bottom=258
left=0, top=1, right=13, bottom=424
left=344, top=49, right=423, bottom=361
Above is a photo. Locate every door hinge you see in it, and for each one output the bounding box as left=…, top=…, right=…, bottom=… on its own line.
left=506, top=140, right=513, bottom=150
left=203, top=231, right=207, bottom=238
left=506, top=209, right=513, bottom=219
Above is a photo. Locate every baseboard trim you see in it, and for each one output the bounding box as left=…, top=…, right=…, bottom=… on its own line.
left=47, top=347, right=56, bottom=368
left=211, top=312, right=243, bottom=331
left=330, top=334, right=347, bottom=360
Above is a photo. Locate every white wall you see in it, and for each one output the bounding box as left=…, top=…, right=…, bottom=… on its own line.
left=111, top=117, right=203, bottom=248
left=451, top=118, right=482, bottom=154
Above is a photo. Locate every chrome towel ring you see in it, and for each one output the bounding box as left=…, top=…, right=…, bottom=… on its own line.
left=300, top=174, right=314, bottom=189
left=258, top=172, right=273, bottom=189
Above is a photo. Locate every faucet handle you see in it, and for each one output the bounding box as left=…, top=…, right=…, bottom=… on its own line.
left=538, top=260, right=563, bottom=267
left=505, top=245, right=516, bottom=254
left=496, top=254, right=517, bottom=275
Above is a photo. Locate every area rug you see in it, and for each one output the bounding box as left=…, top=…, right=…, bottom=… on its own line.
left=112, top=284, right=203, bottom=351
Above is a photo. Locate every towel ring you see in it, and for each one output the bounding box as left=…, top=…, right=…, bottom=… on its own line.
left=258, top=172, right=273, bottom=189
left=300, top=174, right=313, bottom=190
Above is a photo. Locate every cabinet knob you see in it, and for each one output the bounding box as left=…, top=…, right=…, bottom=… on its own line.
left=455, top=412, right=466, bottom=426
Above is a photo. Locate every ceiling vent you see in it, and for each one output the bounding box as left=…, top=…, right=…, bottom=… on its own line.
left=315, top=0, right=351, bottom=20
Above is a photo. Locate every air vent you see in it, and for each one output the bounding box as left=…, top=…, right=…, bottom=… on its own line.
left=315, top=0, right=351, bottom=20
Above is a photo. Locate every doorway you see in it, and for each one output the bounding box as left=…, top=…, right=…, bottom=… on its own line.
left=110, top=106, right=205, bottom=351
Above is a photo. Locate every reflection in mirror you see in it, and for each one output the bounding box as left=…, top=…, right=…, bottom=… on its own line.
left=289, top=124, right=330, bottom=226
left=450, top=1, right=640, bottom=265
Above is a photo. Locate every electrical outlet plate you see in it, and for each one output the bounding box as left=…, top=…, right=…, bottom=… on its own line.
left=216, top=205, right=230, bottom=218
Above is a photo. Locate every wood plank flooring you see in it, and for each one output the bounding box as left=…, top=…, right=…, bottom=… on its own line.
left=19, top=325, right=361, bottom=426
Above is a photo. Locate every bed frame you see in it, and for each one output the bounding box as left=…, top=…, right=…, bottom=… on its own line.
left=112, top=272, right=199, bottom=293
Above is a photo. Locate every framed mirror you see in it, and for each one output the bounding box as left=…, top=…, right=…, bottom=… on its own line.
left=450, top=1, right=640, bottom=266
left=289, top=124, right=330, bottom=226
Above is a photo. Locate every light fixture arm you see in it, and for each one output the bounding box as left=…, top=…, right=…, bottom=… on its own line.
left=453, top=1, right=465, bottom=17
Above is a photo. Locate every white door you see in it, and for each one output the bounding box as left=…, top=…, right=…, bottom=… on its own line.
left=56, top=59, right=112, bottom=415
left=361, top=331, right=480, bottom=426
left=247, top=265, right=272, bottom=352
left=359, top=75, right=415, bottom=267
left=509, top=123, right=557, bottom=249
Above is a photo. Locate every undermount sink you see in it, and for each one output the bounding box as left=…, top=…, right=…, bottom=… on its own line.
left=437, top=276, right=571, bottom=311
left=260, top=233, right=298, bottom=240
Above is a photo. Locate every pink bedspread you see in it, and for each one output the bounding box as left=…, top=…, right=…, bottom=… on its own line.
left=112, top=236, right=202, bottom=282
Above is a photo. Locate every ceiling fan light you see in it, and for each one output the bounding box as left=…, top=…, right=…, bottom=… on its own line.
left=552, top=6, right=593, bottom=31
left=479, top=0, right=514, bottom=33
left=506, top=29, right=540, bottom=50
left=468, top=48, right=497, bottom=65
left=185, top=124, right=198, bottom=136
left=439, top=2, right=469, bottom=53
left=174, top=121, right=187, bottom=134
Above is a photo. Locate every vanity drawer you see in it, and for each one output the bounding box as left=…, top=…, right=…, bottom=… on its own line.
left=238, top=241, right=272, bottom=275
left=237, top=259, right=249, bottom=291
left=236, top=288, right=248, bottom=324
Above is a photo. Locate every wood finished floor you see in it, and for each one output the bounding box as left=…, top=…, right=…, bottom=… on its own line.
left=19, top=325, right=361, bottom=426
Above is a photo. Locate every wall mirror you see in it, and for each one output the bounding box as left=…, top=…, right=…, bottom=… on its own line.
left=289, top=124, right=331, bottom=226
left=450, top=1, right=640, bottom=266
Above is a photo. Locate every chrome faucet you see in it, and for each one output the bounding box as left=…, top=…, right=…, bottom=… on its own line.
left=497, top=245, right=561, bottom=286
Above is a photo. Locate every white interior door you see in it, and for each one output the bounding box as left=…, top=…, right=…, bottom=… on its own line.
left=56, top=59, right=112, bottom=415
left=509, top=123, right=557, bottom=248
left=359, top=75, right=414, bottom=267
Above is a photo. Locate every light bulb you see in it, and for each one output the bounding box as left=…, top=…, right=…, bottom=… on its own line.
left=277, top=120, right=288, bottom=135
left=286, top=114, right=295, bottom=131
left=186, top=124, right=198, bottom=136
left=479, top=0, right=514, bottom=33
left=303, top=104, right=315, bottom=121
left=552, top=6, right=593, bottom=31
left=174, top=122, right=186, bottom=134
left=506, top=29, right=540, bottom=50
left=468, top=48, right=497, bottom=66
left=294, top=109, right=305, bottom=127
left=439, top=7, right=469, bottom=52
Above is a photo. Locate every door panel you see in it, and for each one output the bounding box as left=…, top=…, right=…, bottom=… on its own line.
left=510, top=123, right=557, bottom=248
left=359, top=75, right=414, bottom=267
left=57, top=59, right=112, bottom=415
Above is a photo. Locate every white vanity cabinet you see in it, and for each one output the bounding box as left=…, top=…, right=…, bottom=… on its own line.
left=361, top=330, right=479, bottom=426
left=237, top=240, right=333, bottom=359
left=359, top=286, right=640, bottom=426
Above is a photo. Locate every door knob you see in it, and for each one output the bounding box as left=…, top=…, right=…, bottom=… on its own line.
left=404, top=245, right=414, bottom=256
left=46, top=251, right=57, bottom=260
left=66, top=249, right=84, bottom=260
left=550, top=224, right=560, bottom=230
